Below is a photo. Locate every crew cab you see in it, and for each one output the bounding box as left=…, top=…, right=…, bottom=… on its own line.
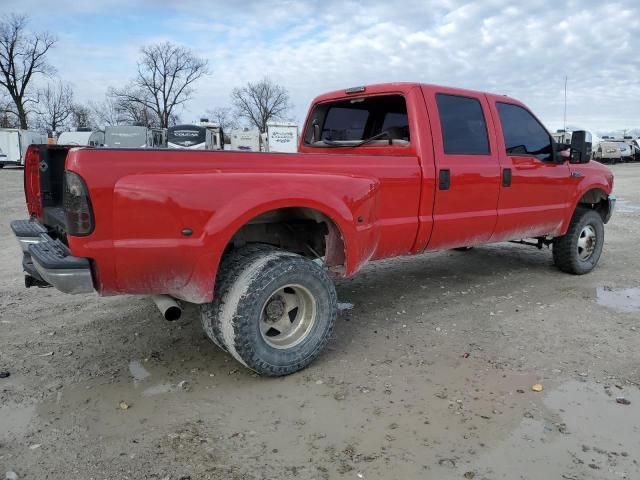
left=11, top=83, right=616, bottom=376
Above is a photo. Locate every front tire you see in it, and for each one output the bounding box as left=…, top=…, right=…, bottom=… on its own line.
left=553, top=208, right=604, bottom=274
left=205, top=246, right=337, bottom=376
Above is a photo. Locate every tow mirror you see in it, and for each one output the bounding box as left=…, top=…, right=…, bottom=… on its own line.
left=570, top=131, right=592, bottom=163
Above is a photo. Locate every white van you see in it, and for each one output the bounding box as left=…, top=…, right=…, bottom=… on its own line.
left=0, top=129, right=47, bottom=168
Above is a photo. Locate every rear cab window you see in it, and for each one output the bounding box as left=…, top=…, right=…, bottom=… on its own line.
left=496, top=102, right=553, bottom=161
left=303, top=95, right=410, bottom=147
left=435, top=94, right=490, bottom=155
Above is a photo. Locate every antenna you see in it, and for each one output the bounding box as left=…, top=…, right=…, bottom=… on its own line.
left=563, top=76, right=567, bottom=134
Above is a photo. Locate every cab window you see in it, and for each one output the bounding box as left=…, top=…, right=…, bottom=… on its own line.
left=496, top=102, right=552, bottom=161
left=436, top=94, right=490, bottom=155
left=304, top=95, right=409, bottom=146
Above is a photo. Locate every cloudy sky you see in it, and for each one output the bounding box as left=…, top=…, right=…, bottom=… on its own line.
left=3, top=0, right=640, bottom=134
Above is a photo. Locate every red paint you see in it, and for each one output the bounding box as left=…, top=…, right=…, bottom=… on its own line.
left=25, top=83, right=614, bottom=303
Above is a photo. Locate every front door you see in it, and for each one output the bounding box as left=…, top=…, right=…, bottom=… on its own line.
left=488, top=100, right=573, bottom=242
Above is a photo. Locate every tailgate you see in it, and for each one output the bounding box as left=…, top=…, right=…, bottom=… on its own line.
left=25, top=144, right=72, bottom=236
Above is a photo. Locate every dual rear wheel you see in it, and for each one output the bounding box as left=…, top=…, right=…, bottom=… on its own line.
left=200, top=245, right=337, bottom=376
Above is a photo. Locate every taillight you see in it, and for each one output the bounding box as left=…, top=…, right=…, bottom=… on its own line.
left=63, top=171, right=94, bottom=236
left=24, top=145, right=43, bottom=219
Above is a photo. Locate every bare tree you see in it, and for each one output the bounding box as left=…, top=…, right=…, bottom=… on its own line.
left=111, top=42, right=208, bottom=129
left=206, top=106, right=239, bottom=132
left=105, top=87, right=160, bottom=126
left=35, top=81, right=74, bottom=134
left=90, top=96, right=119, bottom=127
left=70, top=103, right=95, bottom=129
left=231, top=78, right=291, bottom=133
left=0, top=14, right=56, bottom=129
left=0, top=94, right=16, bottom=127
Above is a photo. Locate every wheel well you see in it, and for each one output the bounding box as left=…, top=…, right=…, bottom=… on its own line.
left=225, top=207, right=346, bottom=271
left=578, top=188, right=609, bottom=222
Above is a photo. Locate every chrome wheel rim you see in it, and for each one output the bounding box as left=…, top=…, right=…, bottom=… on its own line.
left=577, top=225, right=597, bottom=261
left=260, top=284, right=316, bottom=349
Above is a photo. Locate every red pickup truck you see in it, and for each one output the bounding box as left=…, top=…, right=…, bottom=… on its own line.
left=11, top=83, right=615, bottom=376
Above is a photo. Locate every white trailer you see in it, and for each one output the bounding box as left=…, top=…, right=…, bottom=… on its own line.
left=57, top=130, right=105, bottom=147
left=229, top=128, right=261, bottom=152
left=105, top=126, right=167, bottom=148
left=0, top=129, right=47, bottom=168
left=265, top=122, right=298, bottom=153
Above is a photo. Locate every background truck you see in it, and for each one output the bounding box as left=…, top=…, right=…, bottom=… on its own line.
left=0, top=128, right=47, bottom=168
left=11, top=82, right=615, bottom=376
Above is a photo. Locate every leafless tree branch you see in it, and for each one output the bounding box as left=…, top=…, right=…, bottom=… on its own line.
left=0, top=14, right=56, bottom=129
left=231, top=78, right=292, bottom=133
left=110, top=42, right=208, bottom=129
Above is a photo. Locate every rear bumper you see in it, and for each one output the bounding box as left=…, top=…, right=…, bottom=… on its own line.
left=604, top=195, right=616, bottom=224
left=11, top=219, right=94, bottom=294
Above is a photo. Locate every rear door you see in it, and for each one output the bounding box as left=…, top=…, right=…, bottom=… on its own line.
left=422, top=88, right=501, bottom=250
left=488, top=100, right=572, bottom=242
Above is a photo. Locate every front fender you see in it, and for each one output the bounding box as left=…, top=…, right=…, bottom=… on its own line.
left=560, top=169, right=613, bottom=234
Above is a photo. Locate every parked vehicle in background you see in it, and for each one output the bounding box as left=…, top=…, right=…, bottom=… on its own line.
left=104, top=125, right=167, bottom=148
left=0, top=129, right=47, bottom=168
left=229, top=128, right=261, bottom=152
left=263, top=121, right=298, bottom=152
left=628, top=140, right=640, bottom=162
left=614, top=140, right=634, bottom=162
left=167, top=120, right=224, bottom=150
left=594, top=141, right=622, bottom=164
left=11, top=82, right=615, bottom=377
left=57, top=129, right=105, bottom=147
left=551, top=130, right=572, bottom=146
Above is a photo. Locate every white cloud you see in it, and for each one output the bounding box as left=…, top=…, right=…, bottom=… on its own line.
left=2, top=0, right=639, bottom=133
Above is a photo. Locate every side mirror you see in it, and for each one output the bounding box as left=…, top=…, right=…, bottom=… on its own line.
left=570, top=131, right=592, bottom=163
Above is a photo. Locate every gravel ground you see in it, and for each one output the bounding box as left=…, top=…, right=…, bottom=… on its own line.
left=1, top=163, right=639, bottom=480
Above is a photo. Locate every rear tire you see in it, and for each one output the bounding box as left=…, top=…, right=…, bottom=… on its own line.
left=201, top=244, right=274, bottom=351
left=205, top=246, right=337, bottom=376
left=553, top=208, right=604, bottom=274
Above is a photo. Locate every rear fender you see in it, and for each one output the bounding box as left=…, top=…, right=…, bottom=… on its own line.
left=181, top=172, right=381, bottom=303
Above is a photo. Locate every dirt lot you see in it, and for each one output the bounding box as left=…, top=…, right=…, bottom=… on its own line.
left=1, top=164, right=639, bottom=480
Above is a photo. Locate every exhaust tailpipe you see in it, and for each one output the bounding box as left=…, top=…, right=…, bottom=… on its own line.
left=152, top=295, right=182, bottom=321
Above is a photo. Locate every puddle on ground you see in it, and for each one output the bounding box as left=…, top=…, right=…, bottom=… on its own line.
left=616, top=197, right=640, bottom=214
left=467, top=380, right=640, bottom=479
left=596, top=286, right=640, bottom=313
left=142, top=383, right=178, bottom=396
left=0, top=403, right=36, bottom=441
left=337, top=302, right=354, bottom=311
left=129, top=359, right=151, bottom=386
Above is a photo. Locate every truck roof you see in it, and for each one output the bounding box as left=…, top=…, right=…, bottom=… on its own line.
left=311, top=82, right=512, bottom=105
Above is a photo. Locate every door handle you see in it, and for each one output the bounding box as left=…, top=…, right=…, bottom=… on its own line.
left=571, top=171, right=583, bottom=178
left=502, top=168, right=512, bottom=187
left=439, top=169, right=450, bottom=190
